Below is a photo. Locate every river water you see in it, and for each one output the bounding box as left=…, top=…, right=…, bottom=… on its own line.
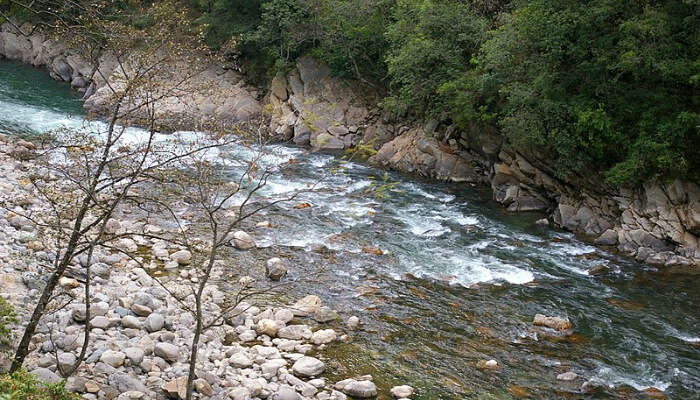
left=1, top=59, right=698, bottom=399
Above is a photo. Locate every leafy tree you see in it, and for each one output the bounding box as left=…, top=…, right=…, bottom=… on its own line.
left=445, top=0, right=699, bottom=185
left=384, top=0, right=487, bottom=117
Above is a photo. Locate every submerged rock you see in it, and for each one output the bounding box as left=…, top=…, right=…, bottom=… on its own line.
left=232, top=230, right=256, bottom=250
left=266, top=257, right=287, bottom=280
left=533, top=314, right=573, bottom=331
left=556, top=371, right=578, bottom=381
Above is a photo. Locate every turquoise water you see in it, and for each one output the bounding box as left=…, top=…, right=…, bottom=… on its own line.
left=1, top=59, right=698, bottom=399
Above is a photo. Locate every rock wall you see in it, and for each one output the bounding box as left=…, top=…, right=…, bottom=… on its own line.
left=0, top=22, right=96, bottom=94
left=0, top=22, right=261, bottom=129
left=490, top=149, right=699, bottom=266
left=3, top=27, right=698, bottom=267
left=265, top=56, right=699, bottom=267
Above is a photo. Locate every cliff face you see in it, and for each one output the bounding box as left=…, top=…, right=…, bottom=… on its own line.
left=2, top=26, right=698, bottom=267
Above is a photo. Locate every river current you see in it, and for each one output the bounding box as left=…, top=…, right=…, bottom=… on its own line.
left=1, top=59, right=698, bottom=399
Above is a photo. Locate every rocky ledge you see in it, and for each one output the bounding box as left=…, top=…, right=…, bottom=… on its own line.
left=0, top=135, right=414, bottom=400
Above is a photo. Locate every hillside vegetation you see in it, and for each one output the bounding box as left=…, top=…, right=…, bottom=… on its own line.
left=3, top=0, right=699, bottom=186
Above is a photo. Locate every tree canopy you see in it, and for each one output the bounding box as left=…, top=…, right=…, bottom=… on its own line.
left=4, top=0, right=698, bottom=186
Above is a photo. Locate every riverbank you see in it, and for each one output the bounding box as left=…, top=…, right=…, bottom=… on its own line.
left=2, top=21, right=697, bottom=268
left=0, top=133, right=413, bottom=400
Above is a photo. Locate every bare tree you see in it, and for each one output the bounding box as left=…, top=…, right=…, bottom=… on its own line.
left=1, top=0, right=223, bottom=374
left=118, top=129, right=325, bottom=400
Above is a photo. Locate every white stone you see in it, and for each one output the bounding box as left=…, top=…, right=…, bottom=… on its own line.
left=230, top=352, right=254, bottom=368
left=311, top=329, right=336, bottom=345
left=390, top=385, right=414, bottom=398
left=170, top=249, right=192, bottom=265
left=291, top=356, right=325, bottom=377
left=100, top=350, right=126, bottom=368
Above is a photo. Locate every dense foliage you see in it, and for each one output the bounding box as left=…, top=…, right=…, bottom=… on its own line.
left=3, top=0, right=698, bottom=186
left=0, top=369, right=78, bottom=400
left=186, top=0, right=699, bottom=186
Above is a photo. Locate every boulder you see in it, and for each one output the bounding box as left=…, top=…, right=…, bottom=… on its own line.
left=311, top=329, right=336, bottom=345
left=121, top=315, right=142, bottom=329
left=336, top=379, right=377, bottom=398
left=232, top=231, right=256, bottom=250
left=89, top=316, right=111, bottom=329
left=230, top=352, right=254, bottom=368
left=124, top=347, right=144, bottom=365
left=130, top=303, right=152, bottom=317
left=275, top=386, right=301, bottom=400
left=292, top=356, right=325, bottom=377
left=278, top=324, right=312, bottom=340
left=100, top=350, right=126, bottom=368
left=30, top=368, right=60, bottom=384
left=229, top=387, right=251, bottom=400
left=266, top=257, right=287, bottom=280
left=170, top=250, right=192, bottom=265
left=144, top=313, right=165, bottom=332
left=256, top=319, right=280, bottom=337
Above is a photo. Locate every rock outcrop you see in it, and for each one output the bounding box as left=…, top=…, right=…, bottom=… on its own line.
left=0, top=22, right=94, bottom=93
left=266, top=55, right=382, bottom=150
left=489, top=147, right=699, bottom=266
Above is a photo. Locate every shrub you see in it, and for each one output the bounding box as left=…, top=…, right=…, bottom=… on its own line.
left=0, top=369, right=79, bottom=400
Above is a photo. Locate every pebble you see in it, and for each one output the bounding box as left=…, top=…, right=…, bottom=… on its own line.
left=154, top=342, right=179, bottom=362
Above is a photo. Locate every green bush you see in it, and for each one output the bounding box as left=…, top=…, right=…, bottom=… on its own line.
left=0, top=369, right=78, bottom=400
left=0, top=296, right=16, bottom=354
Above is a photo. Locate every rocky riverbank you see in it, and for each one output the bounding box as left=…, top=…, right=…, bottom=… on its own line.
left=0, top=134, right=418, bottom=400
left=1, top=21, right=697, bottom=267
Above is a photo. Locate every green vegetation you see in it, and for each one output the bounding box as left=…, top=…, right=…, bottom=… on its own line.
left=3, top=0, right=698, bottom=186
left=189, top=0, right=699, bottom=187
left=0, top=296, right=16, bottom=354
left=0, top=369, right=78, bottom=400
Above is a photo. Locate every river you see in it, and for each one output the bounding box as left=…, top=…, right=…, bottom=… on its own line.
left=1, top=59, right=698, bottom=399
